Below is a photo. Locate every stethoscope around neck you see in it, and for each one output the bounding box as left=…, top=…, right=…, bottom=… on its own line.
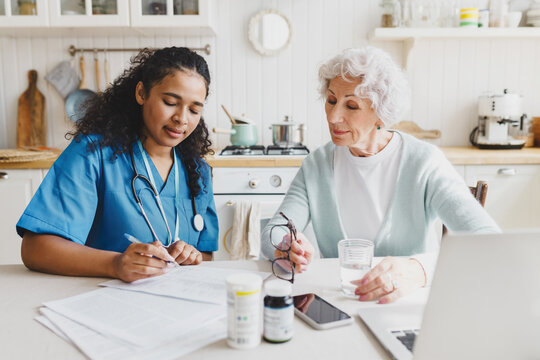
left=129, top=141, right=204, bottom=247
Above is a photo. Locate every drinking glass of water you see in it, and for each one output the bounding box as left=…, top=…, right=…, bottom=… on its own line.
left=338, top=239, right=374, bottom=297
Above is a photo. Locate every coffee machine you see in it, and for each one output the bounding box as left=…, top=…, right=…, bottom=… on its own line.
left=470, top=89, right=526, bottom=149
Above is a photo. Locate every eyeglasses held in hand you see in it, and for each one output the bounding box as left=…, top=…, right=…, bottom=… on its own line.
left=269, top=212, right=297, bottom=283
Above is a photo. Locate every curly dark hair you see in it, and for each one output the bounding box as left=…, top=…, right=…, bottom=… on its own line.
left=67, top=47, right=213, bottom=196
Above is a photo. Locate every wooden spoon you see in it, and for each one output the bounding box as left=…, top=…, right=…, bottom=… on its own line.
left=221, top=104, right=237, bottom=125
left=104, top=55, right=110, bottom=88
left=79, top=56, right=87, bottom=89
left=94, top=52, right=101, bottom=92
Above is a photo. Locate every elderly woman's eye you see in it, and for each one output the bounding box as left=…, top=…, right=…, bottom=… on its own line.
left=347, top=105, right=359, bottom=110
left=327, top=99, right=336, bottom=105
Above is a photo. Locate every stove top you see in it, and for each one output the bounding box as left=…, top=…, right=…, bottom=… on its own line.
left=266, top=145, right=310, bottom=156
left=219, top=145, right=265, bottom=156
left=219, top=145, right=310, bottom=156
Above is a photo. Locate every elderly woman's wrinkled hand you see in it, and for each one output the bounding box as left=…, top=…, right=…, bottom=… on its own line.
left=351, top=257, right=426, bottom=304
left=273, top=232, right=314, bottom=273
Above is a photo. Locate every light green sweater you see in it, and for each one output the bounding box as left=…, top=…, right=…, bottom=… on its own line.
left=261, top=131, right=500, bottom=260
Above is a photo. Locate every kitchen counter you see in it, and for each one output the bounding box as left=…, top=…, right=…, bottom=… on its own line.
left=2, top=147, right=540, bottom=169
left=441, top=147, right=540, bottom=165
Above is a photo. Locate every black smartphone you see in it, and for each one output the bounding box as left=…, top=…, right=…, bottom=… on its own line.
left=293, top=293, right=353, bottom=330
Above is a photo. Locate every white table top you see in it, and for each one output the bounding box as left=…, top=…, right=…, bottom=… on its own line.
left=0, top=258, right=429, bottom=359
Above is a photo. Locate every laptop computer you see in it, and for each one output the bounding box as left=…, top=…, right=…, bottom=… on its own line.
left=358, top=232, right=540, bottom=360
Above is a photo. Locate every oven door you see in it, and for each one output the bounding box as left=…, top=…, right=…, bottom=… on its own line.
left=213, top=194, right=284, bottom=260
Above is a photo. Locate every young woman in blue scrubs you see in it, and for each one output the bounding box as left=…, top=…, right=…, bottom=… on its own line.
left=17, top=47, right=218, bottom=282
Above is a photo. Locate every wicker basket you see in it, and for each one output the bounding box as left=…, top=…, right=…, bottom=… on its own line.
left=0, top=149, right=57, bottom=163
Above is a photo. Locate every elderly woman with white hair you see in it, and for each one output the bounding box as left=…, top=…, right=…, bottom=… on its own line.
left=261, top=46, right=499, bottom=303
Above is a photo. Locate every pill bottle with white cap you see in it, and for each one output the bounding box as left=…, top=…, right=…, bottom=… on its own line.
left=226, top=273, right=262, bottom=349
left=263, top=280, right=294, bottom=343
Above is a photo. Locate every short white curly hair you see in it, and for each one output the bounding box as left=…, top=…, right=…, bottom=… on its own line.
left=318, top=46, right=410, bottom=126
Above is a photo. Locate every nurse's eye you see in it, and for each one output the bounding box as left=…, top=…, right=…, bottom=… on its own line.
left=163, top=100, right=176, bottom=106
left=190, top=109, right=199, bottom=115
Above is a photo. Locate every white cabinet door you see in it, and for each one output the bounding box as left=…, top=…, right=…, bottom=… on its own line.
left=48, top=0, right=129, bottom=27
left=0, top=169, right=42, bottom=264
left=0, top=0, right=49, bottom=27
left=464, top=165, right=540, bottom=230
left=130, top=0, right=214, bottom=33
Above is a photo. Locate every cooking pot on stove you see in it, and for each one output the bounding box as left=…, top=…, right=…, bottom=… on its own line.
left=270, top=116, right=306, bottom=147
left=213, top=123, right=258, bottom=147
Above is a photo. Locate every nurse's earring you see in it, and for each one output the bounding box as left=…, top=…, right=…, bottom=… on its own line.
left=376, top=125, right=381, bottom=130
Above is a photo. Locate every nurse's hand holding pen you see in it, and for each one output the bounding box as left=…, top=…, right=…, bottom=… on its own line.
left=113, top=241, right=176, bottom=283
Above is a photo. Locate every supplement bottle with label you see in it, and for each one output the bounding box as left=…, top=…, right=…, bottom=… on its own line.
left=263, top=280, right=294, bottom=343
left=226, top=273, right=262, bottom=349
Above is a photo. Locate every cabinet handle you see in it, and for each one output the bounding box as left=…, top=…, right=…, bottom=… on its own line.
left=226, top=201, right=236, bottom=207
left=497, top=168, right=516, bottom=176
left=0, top=172, right=8, bottom=180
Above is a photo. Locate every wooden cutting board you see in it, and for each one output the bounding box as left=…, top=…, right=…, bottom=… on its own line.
left=17, top=70, right=46, bottom=147
left=391, top=121, right=441, bottom=139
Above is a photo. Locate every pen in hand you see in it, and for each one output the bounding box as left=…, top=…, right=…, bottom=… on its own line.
left=123, top=233, right=180, bottom=268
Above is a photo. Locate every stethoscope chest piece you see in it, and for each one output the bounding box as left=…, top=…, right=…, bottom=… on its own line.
left=193, top=214, right=204, bottom=232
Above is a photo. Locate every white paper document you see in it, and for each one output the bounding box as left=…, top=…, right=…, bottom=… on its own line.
left=35, top=315, right=72, bottom=343
left=43, top=287, right=225, bottom=348
left=100, top=266, right=271, bottom=305
left=38, top=308, right=226, bottom=360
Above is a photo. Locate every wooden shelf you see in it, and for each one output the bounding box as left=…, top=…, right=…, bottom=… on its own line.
left=369, top=27, right=540, bottom=40
left=369, top=27, right=540, bottom=70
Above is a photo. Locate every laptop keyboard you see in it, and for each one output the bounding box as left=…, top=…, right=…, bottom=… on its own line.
left=391, top=329, right=419, bottom=352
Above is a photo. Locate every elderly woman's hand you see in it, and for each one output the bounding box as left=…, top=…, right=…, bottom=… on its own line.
left=351, top=257, right=426, bottom=304
left=274, top=232, right=314, bottom=273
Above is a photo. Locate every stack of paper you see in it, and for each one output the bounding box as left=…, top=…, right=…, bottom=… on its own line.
left=100, top=266, right=264, bottom=305
left=36, top=267, right=270, bottom=359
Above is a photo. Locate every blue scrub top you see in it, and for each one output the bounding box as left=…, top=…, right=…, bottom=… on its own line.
left=16, top=135, right=219, bottom=253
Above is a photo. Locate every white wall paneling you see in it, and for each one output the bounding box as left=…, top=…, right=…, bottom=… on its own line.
left=1, top=0, right=540, bottom=151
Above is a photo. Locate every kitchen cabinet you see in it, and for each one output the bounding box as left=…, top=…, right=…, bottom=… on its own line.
left=0, top=0, right=214, bottom=35
left=130, top=0, right=214, bottom=34
left=48, top=0, right=129, bottom=27
left=212, top=166, right=298, bottom=260
left=464, top=164, right=540, bottom=230
left=0, top=0, right=49, bottom=27
left=0, top=169, right=43, bottom=264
